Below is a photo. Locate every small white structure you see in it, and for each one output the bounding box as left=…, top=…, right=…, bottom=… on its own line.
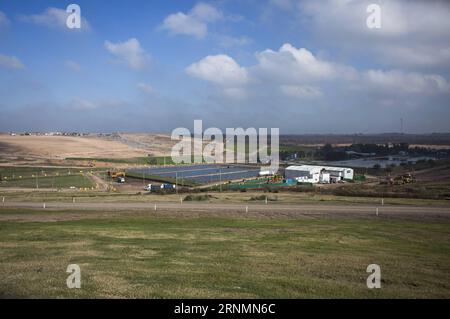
left=285, top=165, right=354, bottom=184
left=320, top=172, right=330, bottom=184
left=285, top=165, right=323, bottom=183
left=259, top=167, right=278, bottom=176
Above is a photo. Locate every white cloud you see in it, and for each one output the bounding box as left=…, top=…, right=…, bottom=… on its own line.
left=0, top=54, right=25, bottom=69
left=104, top=38, right=150, bottom=70
left=222, top=87, right=247, bottom=99
left=253, top=43, right=357, bottom=83
left=160, top=2, right=222, bottom=38
left=379, top=46, right=450, bottom=69
left=161, top=12, right=207, bottom=38
left=184, top=44, right=341, bottom=99
left=186, top=54, right=248, bottom=86
left=280, top=85, right=323, bottom=98
left=218, top=35, right=252, bottom=48
left=138, top=83, right=155, bottom=95
left=364, top=70, right=450, bottom=94
left=0, top=11, right=10, bottom=27
left=19, top=7, right=91, bottom=31
left=69, top=98, right=123, bottom=110
left=65, top=60, right=81, bottom=72
left=186, top=42, right=450, bottom=103
left=190, top=2, right=222, bottom=22
left=298, top=0, right=450, bottom=68
left=256, top=44, right=335, bottom=81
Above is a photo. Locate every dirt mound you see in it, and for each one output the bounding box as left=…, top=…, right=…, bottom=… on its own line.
left=0, top=134, right=174, bottom=160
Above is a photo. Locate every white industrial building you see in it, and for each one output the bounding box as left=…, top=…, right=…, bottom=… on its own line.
left=259, top=167, right=278, bottom=176
left=285, top=165, right=354, bottom=184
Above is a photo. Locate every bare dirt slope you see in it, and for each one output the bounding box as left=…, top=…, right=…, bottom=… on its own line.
left=108, top=133, right=176, bottom=157
left=0, top=133, right=175, bottom=160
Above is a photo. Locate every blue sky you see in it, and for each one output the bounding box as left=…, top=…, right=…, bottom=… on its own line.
left=0, top=0, right=449, bottom=133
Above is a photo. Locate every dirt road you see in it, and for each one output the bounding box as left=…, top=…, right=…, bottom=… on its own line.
left=86, top=173, right=109, bottom=191
left=1, top=201, right=450, bottom=221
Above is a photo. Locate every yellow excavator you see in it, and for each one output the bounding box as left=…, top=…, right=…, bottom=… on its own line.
left=108, top=171, right=126, bottom=179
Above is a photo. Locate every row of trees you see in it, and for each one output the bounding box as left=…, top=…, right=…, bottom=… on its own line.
left=280, top=142, right=449, bottom=162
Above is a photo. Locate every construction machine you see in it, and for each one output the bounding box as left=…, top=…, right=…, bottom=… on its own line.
left=108, top=171, right=126, bottom=179
left=392, top=173, right=416, bottom=185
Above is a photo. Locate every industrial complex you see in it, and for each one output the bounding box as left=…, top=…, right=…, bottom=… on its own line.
left=125, top=163, right=355, bottom=190
left=285, top=165, right=354, bottom=184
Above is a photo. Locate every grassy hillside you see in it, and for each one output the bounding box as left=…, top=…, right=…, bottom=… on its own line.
left=0, top=210, right=448, bottom=298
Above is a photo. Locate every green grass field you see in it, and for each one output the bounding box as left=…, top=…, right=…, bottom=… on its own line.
left=0, top=166, right=97, bottom=189
left=0, top=175, right=94, bottom=189
left=0, top=166, right=92, bottom=179
left=0, top=209, right=449, bottom=298
left=1, top=190, right=450, bottom=207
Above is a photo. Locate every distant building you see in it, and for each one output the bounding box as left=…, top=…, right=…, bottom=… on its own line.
left=259, top=167, right=278, bottom=176
left=285, top=165, right=354, bottom=184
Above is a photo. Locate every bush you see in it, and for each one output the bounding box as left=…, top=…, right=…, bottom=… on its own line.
left=249, top=195, right=267, bottom=201
left=249, top=195, right=278, bottom=201
left=353, top=175, right=366, bottom=182
left=183, top=194, right=213, bottom=201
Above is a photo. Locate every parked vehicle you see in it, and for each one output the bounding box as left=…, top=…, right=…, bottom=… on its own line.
left=144, top=184, right=159, bottom=192
left=161, top=183, right=176, bottom=190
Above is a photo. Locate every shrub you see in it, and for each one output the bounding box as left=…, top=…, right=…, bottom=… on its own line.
left=183, top=194, right=213, bottom=201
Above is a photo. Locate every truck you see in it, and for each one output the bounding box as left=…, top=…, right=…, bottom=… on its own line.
left=117, top=177, right=125, bottom=183
left=145, top=183, right=176, bottom=192
left=144, top=184, right=159, bottom=192
left=161, top=183, right=176, bottom=190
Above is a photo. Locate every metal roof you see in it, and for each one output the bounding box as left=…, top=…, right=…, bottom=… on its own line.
left=286, top=165, right=353, bottom=172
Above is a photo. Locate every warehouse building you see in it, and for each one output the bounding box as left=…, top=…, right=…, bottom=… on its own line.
left=259, top=167, right=278, bottom=176
left=285, top=165, right=354, bottom=184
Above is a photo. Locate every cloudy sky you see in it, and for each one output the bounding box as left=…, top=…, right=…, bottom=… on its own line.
left=0, top=0, right=449, bottom=133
